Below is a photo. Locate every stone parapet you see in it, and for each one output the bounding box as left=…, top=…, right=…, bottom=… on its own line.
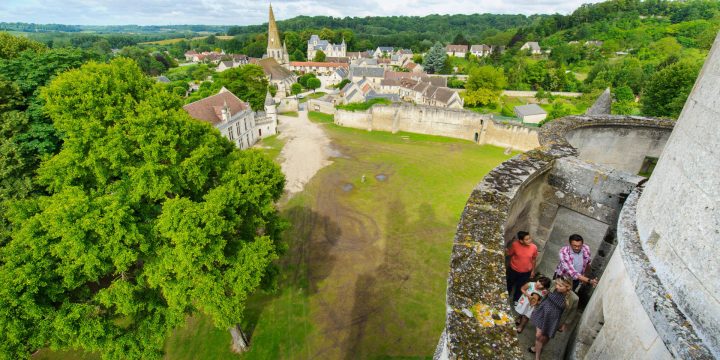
left=436, top=114, right=675, bottom=359
left=616, top=186, right=714, bottom=359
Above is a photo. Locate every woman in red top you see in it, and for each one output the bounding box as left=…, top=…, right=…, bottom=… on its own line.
left=506, top=231, right=538, bottom=303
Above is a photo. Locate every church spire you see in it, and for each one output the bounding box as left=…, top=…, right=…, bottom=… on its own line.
left=267, top=4, right=282, bottom=50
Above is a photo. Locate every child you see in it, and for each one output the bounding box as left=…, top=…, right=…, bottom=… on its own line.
left=514, top=276, right=551, bottom=333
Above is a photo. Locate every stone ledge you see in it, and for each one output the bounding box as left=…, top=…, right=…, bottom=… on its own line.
left=538, top=115, right=675, bottom=158
left=617, top=186, right=714, bottom=359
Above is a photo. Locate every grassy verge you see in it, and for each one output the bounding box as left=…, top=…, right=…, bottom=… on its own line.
left=307, top=111, right=334, bottom=123
left=299, top=92, right=326, bottom=103
left=256, top=134, right=285, bottom=162
left=279, top=111, right=298, bottom=117
left=336, top=98, right=391, bottom=111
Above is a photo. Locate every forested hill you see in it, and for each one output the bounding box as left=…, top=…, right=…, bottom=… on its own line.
left=228, top=13, right=538, bottom=48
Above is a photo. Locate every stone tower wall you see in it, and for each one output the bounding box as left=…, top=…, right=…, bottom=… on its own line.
left=635, top=34, right=720, bottom=356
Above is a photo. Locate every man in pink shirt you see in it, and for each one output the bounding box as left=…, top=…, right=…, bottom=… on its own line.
left=506, top=231, right=538, bottom=303
left=554, top=234, right=598, bottom=291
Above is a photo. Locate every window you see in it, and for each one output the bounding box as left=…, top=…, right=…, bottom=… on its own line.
left=638, top=156, right=659, bottom=177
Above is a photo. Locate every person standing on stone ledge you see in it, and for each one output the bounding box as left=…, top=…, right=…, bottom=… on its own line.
left=553, top=234, right=598, bottom=291
left=506, top=231, right=539, bottom=303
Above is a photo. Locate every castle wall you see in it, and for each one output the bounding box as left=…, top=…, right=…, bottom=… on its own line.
left=635, top=34, right=720, bottom=356
left=571, top=251, right=673, bottom=360
left=565, top=126, right=670, bottom=174
left=334, top=104, right=540, bottom=151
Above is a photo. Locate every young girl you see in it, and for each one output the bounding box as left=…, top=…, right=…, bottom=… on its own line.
left=515, top=276, right=551, bottom=333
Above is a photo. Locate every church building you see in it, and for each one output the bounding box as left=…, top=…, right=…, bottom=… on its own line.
left=266, top=4, right=289, bottom=64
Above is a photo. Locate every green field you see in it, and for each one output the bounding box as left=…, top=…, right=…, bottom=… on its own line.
left=35, top=122, right=514, bottom=360
left=298, top=92, right=326, bottom=103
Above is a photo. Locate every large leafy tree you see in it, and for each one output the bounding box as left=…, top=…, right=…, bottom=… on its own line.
left=641, top=60, right=702, bottom=118
left=463, top=65, right=507, bottom=107
left=0, top=58, right=285, bottom=359
left=216, top=64, right=270, bottom=111
left=0, top=32, right=45, bottom=59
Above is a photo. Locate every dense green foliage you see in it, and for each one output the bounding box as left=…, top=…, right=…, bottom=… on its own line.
left=185, top=65, right=270, bottom=110
left=0, top=58, right=285, bottom=359
left=641, top=59, right=703, bottom=117
left=0, top=32, right=46, bottom=58
left=312, top=50, right=326, bottom=62
left=463, top=66, right=507, bottom=107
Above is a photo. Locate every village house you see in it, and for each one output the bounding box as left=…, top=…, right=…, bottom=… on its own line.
left=349, top=65, right=385, bottom=86
left=397, top=77, right=462, bottom=109
left=514, top=103, right=547, bottom=125
left=373, top=47, right=395, bottom=58
left=325, top=56, right=350, bottom=64
left=288, top=61, right=349, bottom=75
left=446, top=44, right=468, bottom=58
left=520, top=41, right=542, bottom=55
left=403, top=61, right=424, bottom=73
left=307, top=34, right=347, bottom=60
left=340, top=79, right=373, bottom=104
left=182, top=88, right=278, bottom=150
left=470, top=44, right=492, bottom=57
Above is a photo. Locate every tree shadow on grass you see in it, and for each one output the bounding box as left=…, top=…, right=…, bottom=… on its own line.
left=242, top=205, right=340, bottom=344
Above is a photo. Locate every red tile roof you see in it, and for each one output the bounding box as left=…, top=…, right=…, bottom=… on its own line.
left=289, top=61, right=349, bottom=68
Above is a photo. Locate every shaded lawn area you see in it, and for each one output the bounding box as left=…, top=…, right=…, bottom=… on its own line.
left=279, top=111, right=299, bottom=117
left=34, top=124, right=515, bottom=360
left=307, top=111, right=334, bottom=123
left=255, top=134, right=285, bottom=162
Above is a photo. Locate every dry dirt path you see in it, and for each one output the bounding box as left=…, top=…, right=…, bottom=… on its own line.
left=277, top=110, right=333, bottom=195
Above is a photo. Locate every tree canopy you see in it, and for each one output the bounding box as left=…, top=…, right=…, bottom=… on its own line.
left=0, top=58, right=285, bottom=359
left=423, top=42, right=447, bottom=74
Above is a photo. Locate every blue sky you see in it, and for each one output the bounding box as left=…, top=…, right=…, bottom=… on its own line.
left=0, top=0, right=604, bottom=26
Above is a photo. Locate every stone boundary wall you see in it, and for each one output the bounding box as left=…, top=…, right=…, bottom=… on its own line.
left=435, top=115, right=674, bottom=359
left=334, top=103, right=540, bottom=152
left=307, top=98, right=336, bottom=114
left=277, top=98, right=299, bottom=113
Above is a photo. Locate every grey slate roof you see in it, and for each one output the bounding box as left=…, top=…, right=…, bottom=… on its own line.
left=156, top=76, right=171, bottom=83
left=514, top=104, right=547, bottom=117
left=350, top=66, right=385, bottom=78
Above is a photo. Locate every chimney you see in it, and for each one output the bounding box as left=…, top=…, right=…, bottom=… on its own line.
left=221, top=100, right=230, bottom=122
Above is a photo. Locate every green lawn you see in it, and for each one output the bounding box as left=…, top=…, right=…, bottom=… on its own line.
left=279, top=111, right=299, bottom=117
left=33, top=123, right=514, bottom=360
left=255, top=134, right=285, bottom=162
left=299, top=92, right=326, bottom=103
left=307, top=111, right=334, bottom=123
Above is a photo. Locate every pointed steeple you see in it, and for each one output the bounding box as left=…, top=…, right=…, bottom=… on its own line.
left=267, top=4, right=282, bottom=50
left=265, top=91, right=275, bottom=106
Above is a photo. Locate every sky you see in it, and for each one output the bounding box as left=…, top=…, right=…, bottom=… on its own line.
left=0, top=0, right=605, bottom=26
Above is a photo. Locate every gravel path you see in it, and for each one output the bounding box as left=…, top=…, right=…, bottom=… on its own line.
left=277, top=110, right=333, bottom=196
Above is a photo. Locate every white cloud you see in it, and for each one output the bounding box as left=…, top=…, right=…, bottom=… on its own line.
left=0, top=0, right=604, bottom=26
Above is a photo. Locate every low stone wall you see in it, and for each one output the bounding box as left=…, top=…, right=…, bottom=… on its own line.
left=277, top=97, right=299, bottom=113
left=334, top=103, right=540, bottom=152
left=307, top=98, right=336, bottom=114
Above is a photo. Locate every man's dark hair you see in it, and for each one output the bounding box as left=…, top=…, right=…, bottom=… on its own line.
left=569, top=234, right=584, bottom=243
left=517, top=231, right=530, bottom=241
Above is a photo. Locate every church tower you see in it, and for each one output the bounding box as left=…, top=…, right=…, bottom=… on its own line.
left=267, top=4, right=289, bottom=64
